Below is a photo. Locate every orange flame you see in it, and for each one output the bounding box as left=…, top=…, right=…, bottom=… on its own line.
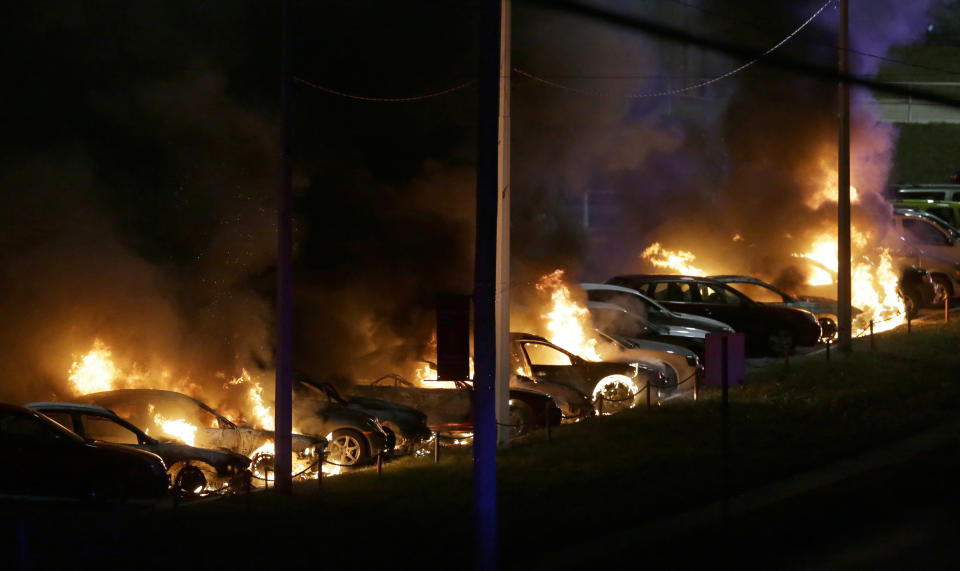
left=641, top=243, right=705, bottom=275
left=535, top=270, right=601, bottom=361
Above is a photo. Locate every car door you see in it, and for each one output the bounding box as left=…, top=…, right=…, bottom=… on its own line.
left=691, top=281, right=756, bottom=335
left=0, top=410, right=93, bottom=497
left=518, top=341, right=582, bottom=391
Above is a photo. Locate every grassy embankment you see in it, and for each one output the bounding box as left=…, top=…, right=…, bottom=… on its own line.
left=14, top=318, right=960, bottom=569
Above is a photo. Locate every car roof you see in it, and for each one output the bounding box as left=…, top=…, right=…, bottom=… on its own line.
left=586, top=300, right=629, bottom=313
left=509, top=332, right=551, bottom=343
left=580, top=282, right=643, bottom=294
left=26, top=401, right=118, bottom=416
left=608, top=274, right=722, bottom=283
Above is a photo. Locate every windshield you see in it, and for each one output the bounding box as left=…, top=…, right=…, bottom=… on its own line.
left=723, top=281, right=791, bottom=303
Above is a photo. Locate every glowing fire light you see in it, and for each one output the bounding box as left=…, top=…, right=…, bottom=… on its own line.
left=68, top=339, right=120, bottom=395
left=535, top=270, right=602, bottom=361
left=148, top=404, right=198, bottom=446
left=641, top=243, right=705, bottom=276
left=226, top=369, right=274, bottom=430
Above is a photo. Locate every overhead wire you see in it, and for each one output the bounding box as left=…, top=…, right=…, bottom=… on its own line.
left=294, top=76, right=475, bottom=102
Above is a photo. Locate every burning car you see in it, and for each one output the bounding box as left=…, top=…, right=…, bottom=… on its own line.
left=351, top=374, right=562, bottom=439
left=606, top=275, right=821, bottom=356
left=511, top=332, right=667, bottom=414
left=77, top=389, right=324, bottom=483
left=0, top=403, right=169, bottom=501
left=26, top=401, right=251, bottom=495
left=295, top=377, right=431, bottom=456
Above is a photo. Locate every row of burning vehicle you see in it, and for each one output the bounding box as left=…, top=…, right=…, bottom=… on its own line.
left=0, top=272, right=863, bottom=501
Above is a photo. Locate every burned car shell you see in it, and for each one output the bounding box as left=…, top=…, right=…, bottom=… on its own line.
left=350, top=376, right=562, bottom=438
left=77, top=389, right=324, bottom=473
left=0, top=403, right=168, bottom=500
left=511, top=332, right=666, bottom=408
left=26, top=401, right=250, bottom=492
left=290, top=379, right=395, bottom=465
left=295, top=378, right=430, bottom=455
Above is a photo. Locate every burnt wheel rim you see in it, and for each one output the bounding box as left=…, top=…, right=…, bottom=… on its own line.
left=330, top=435, right=362, bottom=465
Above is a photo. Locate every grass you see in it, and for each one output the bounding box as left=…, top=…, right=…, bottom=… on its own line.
left=7, top=319, right=960, bottom=569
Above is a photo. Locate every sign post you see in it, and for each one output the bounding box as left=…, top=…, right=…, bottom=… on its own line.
left=704, top=333, right=745, bottom=526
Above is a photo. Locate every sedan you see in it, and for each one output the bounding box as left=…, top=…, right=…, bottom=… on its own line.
left=606, top=274, right=822, bottom=356
left=27, top=401, right=251, bottom=495
left=0, top=403, right=168, bottom=501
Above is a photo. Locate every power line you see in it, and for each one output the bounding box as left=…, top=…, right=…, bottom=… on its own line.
left=294, top=76, right=475, bottom=102
left=514, top=0, right=831, bottom=98
left=660, top=0, right=960, bottom=78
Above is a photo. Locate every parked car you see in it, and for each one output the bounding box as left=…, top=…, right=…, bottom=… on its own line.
left=26, top=401, right=251, bottom=495
left=351, top=374, right=563, bottom=439
left=584, top=302, right=704, bottom=385
left=899, top=265, right=939, bottom=317
left=510, top=332, right=668, bottom=414
left=582, top=282, right=735, bottom=337
left=77, top=389, right=324, bottom=479
left=294, top=376, right=426, bottom=458
left=708, top=274, right=862, bottom=341
left=0, top=403, right=168, bottom=501
left=605, top=274, right=822, bottom=356
left=884, top=208, right=960, bottom=298
left=890, top=199, right=960, bottom=228
left=892, top=184, right=960, bottom=203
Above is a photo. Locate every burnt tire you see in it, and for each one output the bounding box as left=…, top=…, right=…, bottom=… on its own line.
left=933, top=275, right=954, bottom=304
left=507, top=401, right=533, bottom=437
left=173, top=464, right=208, bottom=496
left=901, top=286, right=921, bottom=319
left=327, top=429, right=369, bottom=467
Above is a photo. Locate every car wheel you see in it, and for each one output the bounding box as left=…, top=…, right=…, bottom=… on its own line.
left=172, top=463, right=208, bottom=497
left=900, top=286, right=921, bottom=319
left=327, top=429, right=369, bottom=467
left=507, top=401, right=532, bottom=437
left=768, top=329, right=794, bottom=356
left=933, top=275, right=953, bottom=304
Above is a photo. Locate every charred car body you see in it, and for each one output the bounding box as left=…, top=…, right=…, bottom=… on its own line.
left=27, top=401, right=250, bottom=495
left=0, top=403, right=169, bottom=501
left=606, top=275, right=821, bottom=357
left=78, top=389, right=323, bottom=480
left=511, top=332, right=668, bottom=413
left=351, top=375, right=562, bottom=439
left=295, top=377, right=430, bottom=456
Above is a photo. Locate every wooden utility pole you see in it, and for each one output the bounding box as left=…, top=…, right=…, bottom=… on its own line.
left=837, top=0, right=852, bottom=352
left=474, top=0, right=502, bottom=568
left=495, top=0, right=512, bottom=448
left=274, top=0, right=294, bottom=493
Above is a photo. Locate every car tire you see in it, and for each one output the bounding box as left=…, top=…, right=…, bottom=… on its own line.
left=900, top=286, right=921, bottom=319
left=327, top=429, right=369, bottom=467
left=172, top=463, right=209, bottom=496
left=507, top=401, right=533, bottom=437
left=933, top=275, right=953, bottom=304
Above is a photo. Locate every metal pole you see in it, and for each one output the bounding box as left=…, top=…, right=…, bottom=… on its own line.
left=837, top=0, right=853, bottom=353
left=597, top=395, right=604, bottom=416
left=907, top=314, right=912, bottom=333
left=434, top=434, right=440, bottom=464
left=474, top=2, right=502, bottom=569
left=826, top=340, right=831, bottom=361
left=870, top=319, right=875, bottom=351
left=377, top=452, right=383, bottom=475
left=494, top=0, right=513, bottom=450
left=693, top=373, right=699, bottom=402
left=646, top=381, right=651, bottom=410
left=946, top=295, right=950, bottom=323
left=721, top=336, right=729, bottom=526
left=273, top=0, right=294, bottom=496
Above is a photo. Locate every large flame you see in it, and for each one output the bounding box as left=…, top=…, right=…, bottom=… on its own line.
left=225, top=369, right=274, bottom=430
left=535, top=270, right=601, bottom=361
left=68, top=339, right=120, bottom=395
left=641, top=243, right=706, bottom=276
left=148, top=404, right=198, bottom=446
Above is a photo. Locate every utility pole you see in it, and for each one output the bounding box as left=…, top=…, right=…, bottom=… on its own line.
left=837, top=0, right=852, bottom=352
left=495, top=0, right=512, bottom=448
left=474, top=0, right=502, bottom=568
left=274, top=0, right=294, bottom=493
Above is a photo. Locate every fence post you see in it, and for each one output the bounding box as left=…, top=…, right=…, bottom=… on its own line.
left=946, top=295, right=950, bottom=324
left=646, top=382, right=651, bottom=410
left=826, top=339, right=831, bottom=361
left=693, top=373, right=699, bottom=402
left=870, top=319, right=875, bottom=351
left=544, top=400, right=552, bottom=442
left=907, top=314, right=912, bottom=333
left=433, top=433, right=440, bottom=464
left=377, top=452, right=383, bottom=475
left=597, top=395, right=604, bottom=416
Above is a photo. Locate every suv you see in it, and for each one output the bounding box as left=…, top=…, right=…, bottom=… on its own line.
left=605, top=275, right=822, bottom=356
left=890, top=199, right=960, bottom=228
left=892, top=184, right=960, bottom=202
left=885, top=208, right=960, bottom=299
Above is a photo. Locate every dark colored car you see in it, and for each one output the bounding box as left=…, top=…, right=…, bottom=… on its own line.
left=27, top=402, right=250, bottom=495
left=0, top=403, right=168, bottom=501
left=511, top=332, right=668, bottom=413
left=293, top=377, right=419, bottom=460
left=708, top=274, right=860, bottom=341
left=351, top=375, right=562, bottom=439
left=78, top=389, right=324, bottom=482
left=899, top=265, right=938, bottom=317
left=606, top=275, right=822, bottom=356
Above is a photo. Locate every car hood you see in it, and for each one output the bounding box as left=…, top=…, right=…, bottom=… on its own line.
left=148, top=441, right=250, bottom=470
